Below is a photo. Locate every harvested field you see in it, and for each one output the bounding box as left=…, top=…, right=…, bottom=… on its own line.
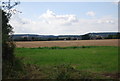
left=15, top=39, right=119, bottom=48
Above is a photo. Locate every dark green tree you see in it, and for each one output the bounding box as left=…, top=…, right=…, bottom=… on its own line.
left=81, top=34, right=90, bottom=40
left=2, top=9, right=16, bottom=78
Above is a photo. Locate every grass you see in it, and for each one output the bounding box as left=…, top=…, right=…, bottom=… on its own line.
left=15, top=46, right=118, bottom=74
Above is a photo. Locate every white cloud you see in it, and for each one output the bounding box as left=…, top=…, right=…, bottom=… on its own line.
left=10, top=10, right=118, bottom=35
left=39, top=9, right=78, bottom=25
left=97, top=16, right=117, bottom=24
left=86, top=11, right=96, bottom=17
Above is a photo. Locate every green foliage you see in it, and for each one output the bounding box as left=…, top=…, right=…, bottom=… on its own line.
left=53, top=64, right=72, bottom=79
left=105, top=34, right=120, bottom=39
left=81, top=34, right=90, bottom=40
left=2, top=10, right=16, bottom=78
left=37, top=46, right=92, bottom=49
left=2, top=10, right=24, bottom=79
left=51, top=64, right=94, bottom=79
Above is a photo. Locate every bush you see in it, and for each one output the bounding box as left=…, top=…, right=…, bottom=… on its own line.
left=2, top=9, right=24, bottom=79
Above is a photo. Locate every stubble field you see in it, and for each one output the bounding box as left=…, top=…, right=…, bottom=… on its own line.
left=15, top=39, right=119, bottom=48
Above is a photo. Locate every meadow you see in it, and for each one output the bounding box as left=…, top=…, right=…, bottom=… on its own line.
left=15, top=46, right=119, bottom=79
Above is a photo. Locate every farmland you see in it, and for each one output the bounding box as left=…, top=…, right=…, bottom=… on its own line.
left=14, top=39, right=119, bottom=79
left=15, top=39, right=119, bottom=48
left=15, top=46, right=119, bottom=79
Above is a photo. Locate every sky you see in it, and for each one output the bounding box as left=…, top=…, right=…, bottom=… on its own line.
left=7, top=1, right=119, bottom=35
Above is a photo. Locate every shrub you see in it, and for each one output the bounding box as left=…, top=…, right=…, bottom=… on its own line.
left=2, top=9, right=24, bottom=79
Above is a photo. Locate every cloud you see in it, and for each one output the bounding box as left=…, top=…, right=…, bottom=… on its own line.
left=10, top=10, right=118, bottom=35
left=39, top=9, right=78, bottom=25
left=86, top=11, right=96, bottom=17
left=96, top=16, right=117, bottom=24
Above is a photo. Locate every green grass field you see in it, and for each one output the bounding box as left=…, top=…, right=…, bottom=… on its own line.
left=15, top=46, right=118, bottom=74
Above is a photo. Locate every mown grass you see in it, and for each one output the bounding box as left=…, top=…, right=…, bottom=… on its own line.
left=15, top=46, right=118, bottom=74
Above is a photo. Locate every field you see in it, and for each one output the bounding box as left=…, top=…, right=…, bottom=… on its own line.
left=15, top=46, right=119, bottom=79
left=15, top=39, right=119, bottom=48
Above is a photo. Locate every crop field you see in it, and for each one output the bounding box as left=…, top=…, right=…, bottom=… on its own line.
left=15, top=39, right=119, bottom=48
left=15, top=46, right=119, bottom=79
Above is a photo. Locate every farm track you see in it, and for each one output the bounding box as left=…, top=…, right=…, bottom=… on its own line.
left=15, top=39, right=119, bottom=48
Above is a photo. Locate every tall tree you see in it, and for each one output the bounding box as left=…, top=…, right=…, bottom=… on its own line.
left=2, top=9, right=15, bottom=78
left=1, top=0, right=20, bottom=78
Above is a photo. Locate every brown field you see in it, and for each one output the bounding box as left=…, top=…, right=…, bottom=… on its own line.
left=15, top=39, right=119, bottom=48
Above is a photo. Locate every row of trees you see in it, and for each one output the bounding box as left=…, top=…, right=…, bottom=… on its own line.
left=12, top=33, right=120, bottom=41
left=13, top=37, right=81, bottom=41
left=81, top=34, right=120, bottom=40
left=105, top=34, right=120, bottom=39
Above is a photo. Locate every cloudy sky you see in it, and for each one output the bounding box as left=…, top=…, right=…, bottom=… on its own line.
left=9, top=1, right=118, bottom=35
